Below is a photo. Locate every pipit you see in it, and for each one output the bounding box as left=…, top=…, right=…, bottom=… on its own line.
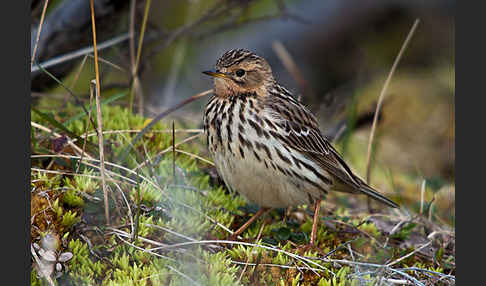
left=203, top=49, right=398, bottom=245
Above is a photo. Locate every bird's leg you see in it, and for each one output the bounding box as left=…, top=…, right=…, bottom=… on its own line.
left=228, top=207, right=270, bottom=241
left=309, top=198, right=322, bottom=246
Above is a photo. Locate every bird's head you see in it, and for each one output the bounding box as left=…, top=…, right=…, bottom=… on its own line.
left=203, top=49, right=274, bottom=98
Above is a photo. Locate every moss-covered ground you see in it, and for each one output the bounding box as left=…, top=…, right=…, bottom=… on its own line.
left=31, top=102, right=455, bottom=285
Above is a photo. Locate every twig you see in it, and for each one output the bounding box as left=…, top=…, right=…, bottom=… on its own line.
left=428, top=199, right=435, bottom=221
left=31, top=0, right=50, bottom=69
left=90, top=0, right=110, bottom=225
left=134, top=133, right=203, bottom=171
left=397, top=267, right=455, bottom=282
left=31, top=122, right=94, bottom=159
left=420, top=180, right=426, bottom=215
left=166, top=265, right=201, bottom=286
left=81, top=129, right=203, bottom=139
left=129, top=0, right=152, bottom=112
left=87, top=54, right=127, bottom=72
left=76, top=78, right=95, bottom=173
left=34, top=65, right=98, bottom=135
left=238, top=221, right=266, bottom=282
left=272, top=41, right=314, bottom=102
left=172, top=121, right=176, bottom=183
left=91, top=80, right=110, bottom=225
left=365, top=19, right=420, bottom=183
left=129, top=0, right=137, bottom=70
left=386, top=241, right=432, bottom=267
left=148, top=240, right=334, bottom=275
left=175, top=149, right=215, bottom=166
left=69, top=54, right=89, bottom=91
left=144, top=223, right=198, bottom=242
left=31, top=168, right=125, bottom=185
left=347, top=244, right=363, bottom=283
left=112, top=230, right=173, bottom=259
left=31, top=33, right=130, bottom=73
left=117, top=89, right=213, bottom=164
left=36, top=152, right=233, bottom=238
left=32, top=154, right=138, bottom=185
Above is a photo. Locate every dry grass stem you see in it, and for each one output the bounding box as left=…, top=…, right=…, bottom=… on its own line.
left=134, top=133, right=203, bottom=171
left=149, top=240, right=334, bottom=275
left=420, top=180, right=426, bottom=215
left=87, top=54, right=127, bottom=72
left=91, top=80, right=110, bottom=225
left=31, top=33, right=130, bottom=73
left=365, top=19, right=420, bottom=183
left=129, top=0, right=137, bottom=69
left=175, top=149, right=214, bottom=166
left=31, top=168, right=124, bottom=185
left=144, top=223, right=198, bottom=242
left=90, top=0, right=110, bottom=225
left=386, top=241, right=432, bottom=267
left=82, top=129, right=202, bottom=139
left=129, top=0, right=152, bottom=111
left=272, top=41, right=314, bottom=101
left=70, top=55, right=89, bottom=90
left=76, top=80, right=95, bottom=173
left=118, top=89, right=213, bottom=164
left=31, top=122, right=94, bottom=159
left=238, top=221, right=266, bottom=282
left=31, top=0, right=50, bottom=69
left=172, top=121, right=176, bottom=183
left=32, top=154, right=138, bottom=185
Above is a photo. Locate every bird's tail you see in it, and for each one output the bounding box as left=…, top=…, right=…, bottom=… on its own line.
left=359, top=184, right=399, bottom=208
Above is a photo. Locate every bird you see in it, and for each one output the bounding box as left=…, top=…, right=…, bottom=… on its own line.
left=202, top=49, right=398, bottom=246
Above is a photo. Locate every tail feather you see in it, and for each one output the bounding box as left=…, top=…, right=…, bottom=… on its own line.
left=359, top=185, right=399, bottom=208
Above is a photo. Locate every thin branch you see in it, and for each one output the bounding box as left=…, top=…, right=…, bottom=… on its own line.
left=69, top=55, right=89, bottom=91
left=117, top=89, right=213, bottom=164
left=365, top=19, right=420, bottom=183
left=31, top=33, right=130, bottom=74
left=386, top=241, right=432, bottom=267
left=134, top=133, right=203, bottom=171
left=129, top=0, right=137, bottom=69
left=420, top=180, right=426, bottom=215
left=90, top=0, right=109, bottom=225
left=129, top=0, right=152, bottom=111
left=76, top=79, right=95, bottom=173
left=31, top=121, right=94, bottom=159
left=175, top=149, right=215, bottom=166
left=172, top=121, right=176, bottom=183
left=148, top=240, right=334, bottom=275
left=31, top=0, right=50, bottom=69
left=91, top=80, right=110, bottom=225
left=272, top=41, right=314, bottom=102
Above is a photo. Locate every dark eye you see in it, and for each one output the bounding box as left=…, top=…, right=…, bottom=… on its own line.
left=235, top=69, right=245, bottom=77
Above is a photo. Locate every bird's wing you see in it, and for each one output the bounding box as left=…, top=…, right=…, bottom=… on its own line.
left=265, top=87, right=398, bottom=208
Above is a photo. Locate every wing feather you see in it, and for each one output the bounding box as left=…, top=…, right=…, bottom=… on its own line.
left=265, top=86, right=398, bottom=208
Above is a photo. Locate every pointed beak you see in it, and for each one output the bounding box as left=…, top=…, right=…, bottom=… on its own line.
left=202, top=70, right=229, bottom=79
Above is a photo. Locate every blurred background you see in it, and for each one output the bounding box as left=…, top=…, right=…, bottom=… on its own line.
left=31, top=0, right=455, bottom=223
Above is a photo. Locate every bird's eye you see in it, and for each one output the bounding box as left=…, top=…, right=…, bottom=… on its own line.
left=235, top=69, right=245, bottom=77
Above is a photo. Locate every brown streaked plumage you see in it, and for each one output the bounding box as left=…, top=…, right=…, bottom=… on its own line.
left=203, top=49, right=398, bottom=244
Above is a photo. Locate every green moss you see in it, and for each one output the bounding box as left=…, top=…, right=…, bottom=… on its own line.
left=31, top=269, right=42, bottom=286
left=62, top=188, right=85, bottom=208
left=31, top=102, right=453, bottom=285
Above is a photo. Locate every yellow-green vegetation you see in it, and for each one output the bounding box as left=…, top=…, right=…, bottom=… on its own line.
left=31, top=103, right=455, bottom=285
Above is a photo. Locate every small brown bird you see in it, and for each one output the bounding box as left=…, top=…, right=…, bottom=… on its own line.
left=203, top=49, right=398, bottom=245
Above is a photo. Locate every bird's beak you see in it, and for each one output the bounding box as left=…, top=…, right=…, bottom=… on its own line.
left=202, top=70, right=229, bottom=79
